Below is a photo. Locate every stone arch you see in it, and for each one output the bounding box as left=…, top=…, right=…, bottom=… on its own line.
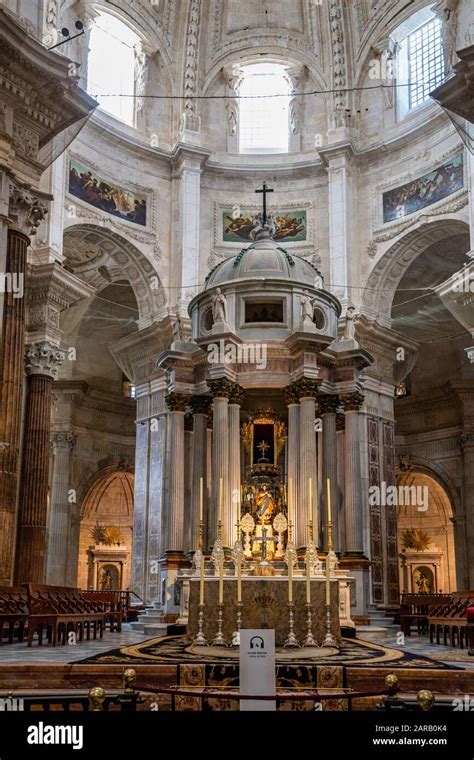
left=77, top=468, right=135, bottom=589
left=395, top=455, right=460, bottom=517
left=63, top=223, right=167, bottom=328
left=396, top=468, right=457, bottom=593
left=362, top=219, right=470, bottom=327
left=202, top=48, right=329, bottom=96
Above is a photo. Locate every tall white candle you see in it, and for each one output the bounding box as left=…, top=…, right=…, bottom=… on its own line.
left=306, top=551, right=311, bottom=604
left=326, top=478, right=332, bottom=525
left=218, top=555, right=224, bottom=604
left=219, top=477, right=223, bottom=525
left=199, top=477, right=204, bottom=524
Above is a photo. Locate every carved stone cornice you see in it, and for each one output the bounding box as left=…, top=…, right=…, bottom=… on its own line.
left=340, top=391, right=365, bottom=412
left=50, top=431, right=76, bottom=453
left=25, top=340, right=64, bottom=379
left=8, top=185, right=49, bottom=238
left=165, top=392, right=191, bottom=412
left=319, top=394, right=341, bottom=415
left=207, top=378, right=243, bottom=402
left=189, top=394, right=212, bottom=415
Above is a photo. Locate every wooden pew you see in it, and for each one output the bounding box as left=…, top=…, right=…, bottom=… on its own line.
left=428, top=594, right=474, bottom=649
left=400, top=593, right=451, bottom=636
left=82, top=591, right=123, bottom=631
left=24, top=584, right=106, bottom=647
left=0, top=587, right=28, bottom=644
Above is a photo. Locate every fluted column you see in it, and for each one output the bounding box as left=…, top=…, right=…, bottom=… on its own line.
left=190, top=396, right=211, bottom=551
left=285, top=386, right=300, bottom=541
left=288, top=379, right=320, bottom=548
left=320, top=395, right=339, bottom=552
left=228, top=385, right=244, bottom=547
left=0, top=187, right=48, bottom=583
left=208, top=379, right=241, bottom=546
left=15, top=341, right=64, bottom=583
left=45, top=432, right=76, bottom=584
left=165, top=392, right=190, bottom=553
left=341, top=392, right=365, bottom=556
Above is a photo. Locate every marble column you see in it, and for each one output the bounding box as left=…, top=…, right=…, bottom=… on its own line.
left=45, top=432, right=76, bottom=585
left=165, top=392, right=190, bottom=554
left=184, top=414, right=194, bottom=554
left=341, top=392, right=365, bottom=556
left=285, top=387, right=300, bottom=542
left=208, top=379, right=241, bottom=547
left=228, top=385, right=244, bottom=547
left=15, top=341, right=64, bottom=583
left=320, top=395, right=339, bottom=551
left=208, top=383, right=229, bottom=545
left=460, top=435, right=474, bottom=588
left=289, top=379, right=320, bottom=548
left=0, top=187, right=48, bottom=584
left=190, top=396, right=210, bottom=551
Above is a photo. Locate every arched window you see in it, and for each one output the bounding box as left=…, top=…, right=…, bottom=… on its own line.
left=394, top=6, right=445, bottom=119
left=87, top=12, right=141, bottom=126
left=238, top=63, right=290, bottom=154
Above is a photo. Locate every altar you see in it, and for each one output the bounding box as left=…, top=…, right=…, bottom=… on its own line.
left=187, top=577, right=341, bottom=647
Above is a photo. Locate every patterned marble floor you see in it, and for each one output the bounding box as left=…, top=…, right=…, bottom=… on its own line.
left=0, top=629, right=147, bottom=663
left=0, top=626, right=472, bottom=668
left=360, top=630, right=474, bottom=670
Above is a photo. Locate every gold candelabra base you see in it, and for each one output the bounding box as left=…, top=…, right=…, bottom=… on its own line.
left=193, top=603, right=208, bottom=647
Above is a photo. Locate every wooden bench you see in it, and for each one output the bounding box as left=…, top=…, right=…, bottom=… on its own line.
left=24, top=584, right=106, bottom=647
left=400, top=593, right=451, bottom=636
left=428, top=595, right=474, bottom=649
left=82, top=591, right=123, bottom=631
left=0, top=587, right=28, bottom=644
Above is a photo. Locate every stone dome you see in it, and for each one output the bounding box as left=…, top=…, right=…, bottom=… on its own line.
left=204, top=229, right=323, bottom=289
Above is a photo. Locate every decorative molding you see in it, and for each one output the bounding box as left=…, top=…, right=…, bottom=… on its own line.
left=25, top=340, right=64, bottom=378
left=8, top=185, right=49, bottom=237
left=51, top=431, right=76, bottom=453
left=181, top=0, right=202, bottom=133
left=329, top=0, right=348, bottom=128
left=165, top=391, right=192, bottom=412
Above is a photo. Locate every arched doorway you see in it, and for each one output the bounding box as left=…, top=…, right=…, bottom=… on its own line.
left=78, top=470, right=134, bottom=590
left=397, top=471, right=456, bottom=594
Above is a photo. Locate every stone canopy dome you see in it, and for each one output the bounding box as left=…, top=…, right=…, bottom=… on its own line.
left=204, top=228, right=323, bottom=290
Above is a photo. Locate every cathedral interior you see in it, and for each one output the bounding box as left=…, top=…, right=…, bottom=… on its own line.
left=0, top=0, right=473, bottom=733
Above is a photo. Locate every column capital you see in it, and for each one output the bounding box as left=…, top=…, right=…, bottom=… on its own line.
left=189, top=394, right=211, bottom=415
left=25, top=340, right=64, bottom=379
left=319, top=394, right=341, bottom=415
left=340, top=391, right=365, bottom=412
left=51, top=431, right=76, bottom=453
left=285, top=378, right=321, bottom=403
left=208, top=378, right=244, bottom=403
left=9, top=184, right=49, bottom=238
left=165, top=392, right=191, bottom=412
left=184, top=412, right=194, bottom=431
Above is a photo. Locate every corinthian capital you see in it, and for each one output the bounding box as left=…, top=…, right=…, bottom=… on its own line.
left=51, top=431, right=76, bottom=453
left=25, top=341, right=65, bottom=378
left=9, top=185, right=49, bottom=237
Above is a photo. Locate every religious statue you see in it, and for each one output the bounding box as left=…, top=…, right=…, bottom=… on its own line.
left=212, top=287, right=227, bottom=323
left=249, top=212, right=276, bottom=240
left=252, top=484, right=276, bottom=560
left=314, top=273, right=324, bottom=289
left=301, top=291, right=314, bottom=323
left=416, top=572, right=431, bottom=594
left=343, top=305, right=356, bottom=340
left=100, top=568, right=113, bottom=591
left=173, top=307, right=183, bottom=341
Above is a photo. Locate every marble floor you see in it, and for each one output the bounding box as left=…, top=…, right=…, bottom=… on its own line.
left=0, top=628, right=148, bottom=664
left=0, top=625, right=472, bottom=667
